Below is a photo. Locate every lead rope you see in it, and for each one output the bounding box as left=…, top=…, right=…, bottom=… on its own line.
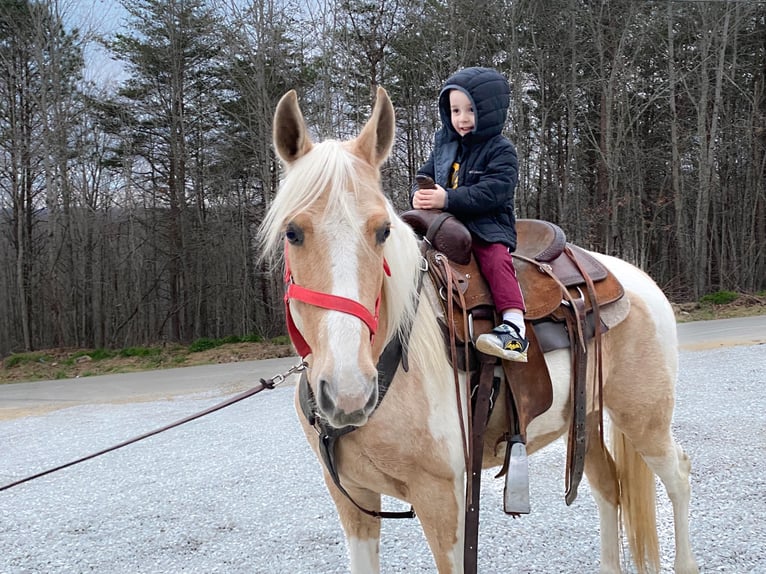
left=0, top=362, right=307, bottom=492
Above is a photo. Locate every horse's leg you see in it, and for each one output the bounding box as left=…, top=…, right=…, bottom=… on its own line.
left=638, top=440, right=698, bottom=574
left=582, top=412, right=622, bottom=574
left=324, top=478, right=383, bottom=574
left=299, top=415, right=383, bottom=572
left=409, top=474, right=464, bottom=573
left=325, top=465, right=464, bottom=573
left=605, top=295, right=699, bottom=574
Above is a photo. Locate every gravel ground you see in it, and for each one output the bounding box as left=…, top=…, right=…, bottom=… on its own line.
left=1, top=344, right=764, bottom=573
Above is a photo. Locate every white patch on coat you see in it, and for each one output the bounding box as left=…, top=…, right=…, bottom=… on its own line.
left=419, top=285, right=469, bottom=476
left=348, top=537, right=379, bottom=573
left=526, top=348, right=571, bottom=441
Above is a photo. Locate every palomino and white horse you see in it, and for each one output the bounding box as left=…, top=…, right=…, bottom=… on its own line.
left=259, top=87, right=698, bottom=573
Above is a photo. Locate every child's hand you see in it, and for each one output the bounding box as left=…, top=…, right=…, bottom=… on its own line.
left=413, top=184, right=447, bottom=210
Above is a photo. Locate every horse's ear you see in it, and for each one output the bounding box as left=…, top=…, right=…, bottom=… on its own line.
left=273, top=90, right=313, bottom=165
left=354, top=86, right=395, bottom=168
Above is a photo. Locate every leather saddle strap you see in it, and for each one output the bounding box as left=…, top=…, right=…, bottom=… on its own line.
left=564, top=246, right=606, bottom=446
left=493, top=380, right=521, bottom=479
left=428, top=245, right=486, bottom=573
left=564, top=295, right=588, bottom=506
left=464, top=358, right=496, bottom=574
left=514, top=251, right=590, bottom=503
left=431, top=251, right=471, bottom=474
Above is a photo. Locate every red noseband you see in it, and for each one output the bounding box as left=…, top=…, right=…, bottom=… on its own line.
left=283, top=244, right=391, bottom=358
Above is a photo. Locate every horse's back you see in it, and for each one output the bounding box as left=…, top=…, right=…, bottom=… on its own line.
left=590, top=251, right=678, bottom=350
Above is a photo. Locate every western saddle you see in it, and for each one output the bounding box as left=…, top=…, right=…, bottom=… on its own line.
left=400, top=209, right=625, bottom=572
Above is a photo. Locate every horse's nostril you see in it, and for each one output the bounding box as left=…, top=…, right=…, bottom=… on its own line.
left=364, top=380, right=379, bottom=412
left=316, top=378, right=333, bottom=413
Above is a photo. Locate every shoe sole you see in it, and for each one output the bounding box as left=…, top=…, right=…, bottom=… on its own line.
left=475, top=338, right=528, bottom=363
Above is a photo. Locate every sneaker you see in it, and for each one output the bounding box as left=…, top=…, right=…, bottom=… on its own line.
left=476, top=321, right=529, bottom=362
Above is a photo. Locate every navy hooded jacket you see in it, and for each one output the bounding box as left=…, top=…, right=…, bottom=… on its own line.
left=413, top=67, right=519, bottom=250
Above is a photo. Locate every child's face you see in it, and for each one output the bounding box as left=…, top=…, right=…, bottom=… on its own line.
left=449, top=90, right=474, bottom=136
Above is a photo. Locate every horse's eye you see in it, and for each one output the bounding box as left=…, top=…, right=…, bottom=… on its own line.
left=285, top=223, right=304, bottom=245
left=376, top=222, right=391, bottom=245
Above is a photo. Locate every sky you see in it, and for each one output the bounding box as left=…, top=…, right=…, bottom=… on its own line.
left=64, top=0, right=130, bottom=89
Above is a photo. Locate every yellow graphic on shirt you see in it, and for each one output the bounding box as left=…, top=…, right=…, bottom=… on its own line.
left=450, top=162, right=460, bottom=189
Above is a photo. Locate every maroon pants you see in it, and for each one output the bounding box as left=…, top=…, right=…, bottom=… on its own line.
left=472, top=238, right=526, bottom=313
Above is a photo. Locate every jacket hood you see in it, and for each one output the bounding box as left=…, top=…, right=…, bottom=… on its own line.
left=438, top=67, right=510, bottom=142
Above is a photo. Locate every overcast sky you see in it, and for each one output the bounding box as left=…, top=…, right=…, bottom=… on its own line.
left=64, top=0, right=129, bottom=89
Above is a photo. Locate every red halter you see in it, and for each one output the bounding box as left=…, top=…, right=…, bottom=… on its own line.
left=283, top=244, right=391, bottom=358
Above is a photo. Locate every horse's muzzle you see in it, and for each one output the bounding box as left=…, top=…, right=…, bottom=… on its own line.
left=316, top=375, right=379, bottom=428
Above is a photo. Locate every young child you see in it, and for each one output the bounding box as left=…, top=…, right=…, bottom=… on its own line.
left=411, top=66, right=528, bottom=362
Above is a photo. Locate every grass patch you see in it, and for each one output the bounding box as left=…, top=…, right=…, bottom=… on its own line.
left=189, top=337, right=219, bottom=353
left=700, top=290, right=739, bottom=305
left=119, top=347, right=161, bottom=358
left=188, top=334, right=265, bottom=352
left=4, top=352, right=50, bottom=368
left=64, top=349, right=115, bottom=364
left=89, top=348, right=115, bottom=361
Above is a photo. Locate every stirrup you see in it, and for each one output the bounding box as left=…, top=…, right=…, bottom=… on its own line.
left=503, top=440, right=530, bottom=515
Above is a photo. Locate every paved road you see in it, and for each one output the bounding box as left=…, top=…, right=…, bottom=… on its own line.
left=675, top=314, right=766, bottom=350
left=0, top=356, right=302, bottom=421
left=1, top=315, right=764, bottom=420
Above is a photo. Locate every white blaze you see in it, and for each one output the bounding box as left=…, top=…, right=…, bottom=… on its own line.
left=324, top=216, right=368, bottom=388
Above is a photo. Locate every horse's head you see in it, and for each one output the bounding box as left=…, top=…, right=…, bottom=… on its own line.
left=264, top=87, right=397, bottom=428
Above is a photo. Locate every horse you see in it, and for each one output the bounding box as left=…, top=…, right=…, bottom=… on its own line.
left=259, top=87, right=699, bottom=574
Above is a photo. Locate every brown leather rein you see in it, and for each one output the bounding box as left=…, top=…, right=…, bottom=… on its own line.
left=0, top=362, right=307, bottom=492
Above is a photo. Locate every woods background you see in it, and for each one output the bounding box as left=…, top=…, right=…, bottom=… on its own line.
left=1, top=0, right=764, bottom=356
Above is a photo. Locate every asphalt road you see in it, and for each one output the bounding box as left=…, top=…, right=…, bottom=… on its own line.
left=675, top=314, right=766, bottom=350
left=0, top=356, right=305, bottom=421
left=0, top=315, right=764, bottom=421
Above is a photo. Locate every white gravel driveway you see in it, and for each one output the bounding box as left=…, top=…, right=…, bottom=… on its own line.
left=1, top=341, right=764, bottom=573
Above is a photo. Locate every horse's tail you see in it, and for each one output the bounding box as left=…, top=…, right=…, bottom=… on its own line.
left=612, top=426, right=660, bottom=574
